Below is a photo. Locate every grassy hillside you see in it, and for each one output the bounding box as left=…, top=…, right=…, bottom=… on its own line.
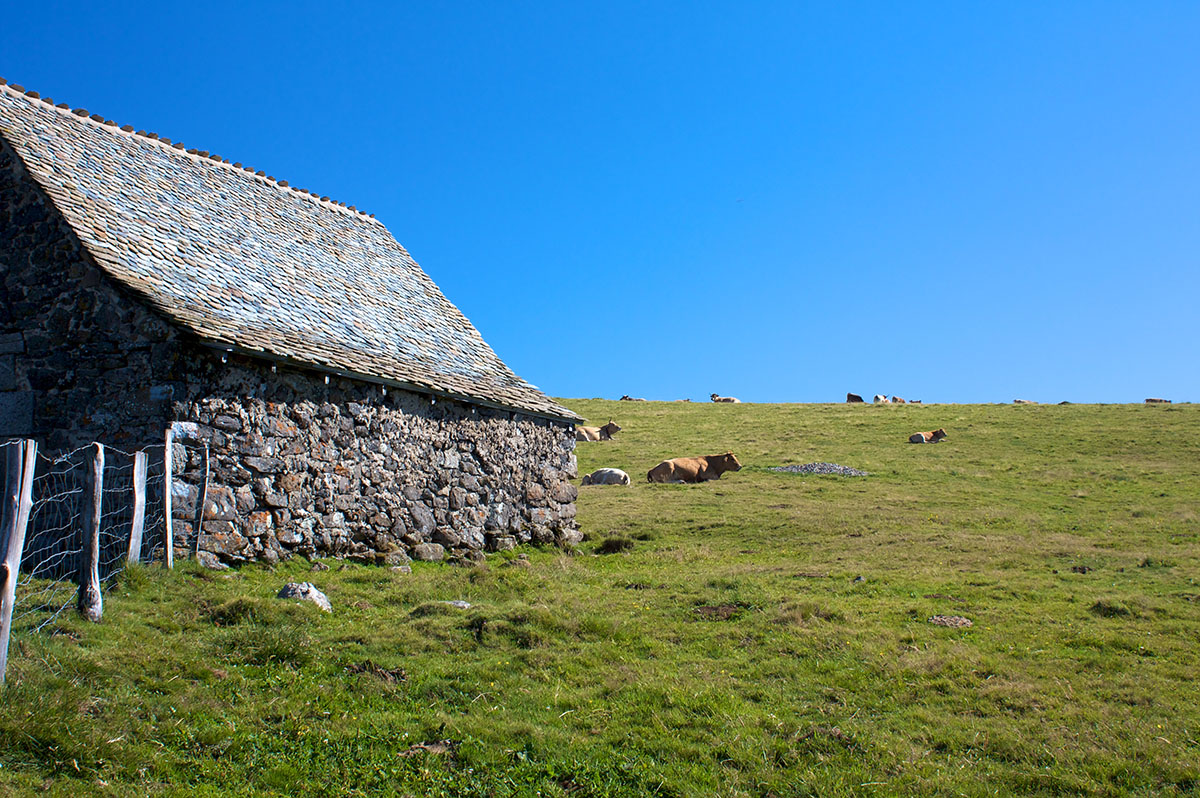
left=1, top=401, right=1198, bottom=796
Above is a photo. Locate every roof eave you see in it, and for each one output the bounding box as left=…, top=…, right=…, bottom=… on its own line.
left=196, top=340, right=583, bottom=425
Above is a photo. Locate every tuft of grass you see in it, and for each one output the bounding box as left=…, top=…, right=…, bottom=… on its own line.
left=1090, top=599, right=1133, bottom=618
left=776, top=601, right=844, bottom=626
left=222, top=624, right=314, bottom=668
left=204, top=596, right=281, bottom=626
left=595, top=536, right=635, bottom=554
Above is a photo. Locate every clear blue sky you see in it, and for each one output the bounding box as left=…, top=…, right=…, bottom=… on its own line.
left=4, top=2, right=1197, bottom=403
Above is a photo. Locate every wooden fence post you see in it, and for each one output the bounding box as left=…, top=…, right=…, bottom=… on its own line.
left=1, top=439, right=39, bottom=686
left=163, top=428, right=173, bottom=569
left=191, top=442, right=209, bottom=559
left=77, top=442, right=104, bottom=622
left=126, top=451, right=147, bottom=566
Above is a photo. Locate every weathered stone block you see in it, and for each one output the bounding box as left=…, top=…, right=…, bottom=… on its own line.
left=265, top=416, right=298, bottom=437
left=278, top=472, right=305, bottom=492
left=410, top=542, right=445, bottom=561
left=432, top=527, right=463, bottom=548
left=0, top=355, right=16, bottom=391
left=382, top=549, right=411, bottom=566
left=203, top=526, right=249, bottom=558
left=485, top=502, right=510, bottom=531
left=277, top=526, right=304, bottom=545
left=0, top=333, right=24, bottom=355
left=244, top=455, right=284, bottom=473
left=487, top=534, right=517, bottom=552
left=203, top=485, right=238, bottom=520
left=0, top=390, right=34, bottom=436
left=557, top=527, right=584, bottom=547
left=235, top=485, right=256, bottom=513
left=550, top=481, right=578, bottom=504
left=408, top=503, right=436, bottom=537
left=246, top=510, right=273, bottom=537
left=212, top=414, right=242, bottom=431
left=171, top=480, right=198, bottom=518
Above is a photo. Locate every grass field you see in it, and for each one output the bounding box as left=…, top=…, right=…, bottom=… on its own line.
left=1, top=400, right=1198, bottom=796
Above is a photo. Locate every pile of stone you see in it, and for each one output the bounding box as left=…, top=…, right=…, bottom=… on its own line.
left=769, top=463, right=868, bottom=477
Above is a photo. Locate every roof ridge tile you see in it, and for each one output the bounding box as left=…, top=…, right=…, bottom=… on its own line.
left=0, top=78, right=378, bottom=222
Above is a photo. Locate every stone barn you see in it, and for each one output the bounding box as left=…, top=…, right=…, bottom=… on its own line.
left=0, top=79, right=581, bottom=565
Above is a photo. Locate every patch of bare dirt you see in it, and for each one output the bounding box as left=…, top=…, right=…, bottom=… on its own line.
left=399, top=740, right=458, bottom=758
left=928, top=615, right=973, bottom=628
left=346, top=660, right=407, bottom=683
left=923, top=593, right=965, bottom=603
left=694, top=604, right=742, bottom=621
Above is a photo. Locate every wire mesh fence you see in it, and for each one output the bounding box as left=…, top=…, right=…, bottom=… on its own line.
left=3, top=440, right=170, bottom=636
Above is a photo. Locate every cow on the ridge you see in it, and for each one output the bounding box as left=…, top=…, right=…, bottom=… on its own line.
left=846, top=393, right=865, bottom=403
left=711, top=394, right=741, bottom=403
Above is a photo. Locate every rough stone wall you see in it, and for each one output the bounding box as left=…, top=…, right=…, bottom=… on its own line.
left=170, top=358, right=579, bottom=565
left=1, top=135, right=579, bottom=565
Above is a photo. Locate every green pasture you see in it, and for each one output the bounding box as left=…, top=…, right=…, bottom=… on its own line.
left=1, top=400, right=1197, bottom=796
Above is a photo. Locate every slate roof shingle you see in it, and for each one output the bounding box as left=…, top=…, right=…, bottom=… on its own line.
left=0, top=81, right=577, bottom=422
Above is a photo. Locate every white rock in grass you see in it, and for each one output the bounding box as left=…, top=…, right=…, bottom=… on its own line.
left=196, top=551, right=229, bottom=570
left=277, top=582, right=332, bottom=612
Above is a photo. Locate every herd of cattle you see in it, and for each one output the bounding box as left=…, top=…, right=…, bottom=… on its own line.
left=846, top=393, right=922, bottom=404
left=620, top=394, right=742, bottom=403
left=577, top=451, right=743, bottom=486
left=576, top=392, right=1176, bottom=486
left=851, top=394, right=1174, bottom=405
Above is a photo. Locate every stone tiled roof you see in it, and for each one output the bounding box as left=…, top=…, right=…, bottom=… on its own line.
left=0, top=81, right=578, bottom=422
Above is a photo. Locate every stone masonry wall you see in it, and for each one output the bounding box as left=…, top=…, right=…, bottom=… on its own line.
left=170, top=355, right=580, bottom=566
left=1, top=134, right=579, bottom=566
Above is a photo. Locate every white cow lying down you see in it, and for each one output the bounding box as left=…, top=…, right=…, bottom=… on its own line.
left=581, top=468, right=631, bottom=486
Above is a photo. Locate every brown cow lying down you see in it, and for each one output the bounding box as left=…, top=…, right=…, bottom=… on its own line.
left=1145, top=398, right=1171, bottom=404
left=581, top=468, right=631, bottom=486
left=648, top=452, right=742, bottom=483
left=711, top=393, right=741, bottom=403
left=576, top=420, right=622, bottom=442
left=892, top=396, right=907, bottom=404
left=909, top=428, right=947, bottom=444
left=846, top=392, right=864, bottom=403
